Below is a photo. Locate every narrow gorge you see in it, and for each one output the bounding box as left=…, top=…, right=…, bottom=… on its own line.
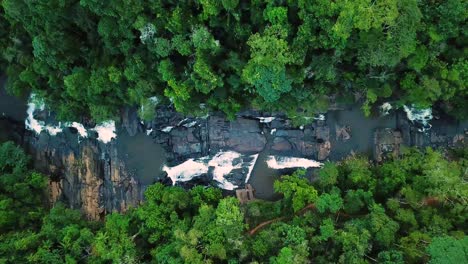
left=1, top=78, right=466, bottom=220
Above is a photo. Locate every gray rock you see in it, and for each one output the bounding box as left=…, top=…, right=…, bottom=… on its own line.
left=121, top=107, right=141, bottom=136
left=315, top=126, right=330, bottom=142
left=374, top=128, right=402, bottom=162
left=209, top=117, right=266, bottom=153
left=26, top=132, right=143, bottom=220
left=14, top=104, right=336, bottom=219
left=271, top=137, right=292, bottom=151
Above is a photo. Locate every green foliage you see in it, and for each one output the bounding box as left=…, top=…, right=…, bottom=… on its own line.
left=242, top=25, right=294, bottom=103
left=1, top=203, right=97, bottom=264
left=94, top=213, right=138, bottom=263
left=274, top=170, right=318, bottom=212
left=137, top=96, right=159, bottom=122
left=0, top=142, right=47, bottom=232
left=316, top=187, right=343, bottom=213
left=340, top=155, right=375, bottom=190
left=318, top=161, right=339, bottom=188
left=344, top=189, right=373, bottom=214
left=377, top=250, right=404, bottom=264
left=319, top=218, right=335, bottom=241
left=1, top=141, right=467, bottom=262
left=27, top=204, right=96, bottom=264
left=0, top=142, right=48, bottom=263
left=427, top=236, right=468, bottom=264
left=1, top=0, right=466, bottom=121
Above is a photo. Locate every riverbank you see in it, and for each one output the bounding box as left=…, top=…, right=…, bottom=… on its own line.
left=1, top=82, right=467, bottom=218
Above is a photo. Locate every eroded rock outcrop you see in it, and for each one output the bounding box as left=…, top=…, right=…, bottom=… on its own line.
left=26, top=131, right=143, bottom=220
left=374, top=128, right=403, bottom=162
left=145, top=107, right=330, bottom=162
left=209, top=117, right=266, bottom=153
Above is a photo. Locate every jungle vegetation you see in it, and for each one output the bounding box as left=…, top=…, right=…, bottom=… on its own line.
left=1, top=141, right=467, bottom=263
left=0, top=0, right=466, bottom=123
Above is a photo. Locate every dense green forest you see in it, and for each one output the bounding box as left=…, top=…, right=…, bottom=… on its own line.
left=1, top=141, right=466, bottom=263
left=0, top=0, right=467, bottom=122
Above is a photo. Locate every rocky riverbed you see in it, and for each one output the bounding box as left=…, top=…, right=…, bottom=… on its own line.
left=1, top=79, right=467, bottom=219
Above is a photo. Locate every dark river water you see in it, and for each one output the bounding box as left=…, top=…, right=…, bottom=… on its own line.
left=248, top=105, right=397, bottom=199
left=0, top=75, right=27, bottom=143
left=116, top=129, right=167, bottom=185
left=1, top=76, right=466, bottom=199
left=226, top=106, right=466, bottom=199
left=0, top=75, right=27, bottom=121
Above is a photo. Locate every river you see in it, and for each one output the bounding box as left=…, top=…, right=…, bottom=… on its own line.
left=116, top=129, right=167, bottom=185
left=1, top=77, right=467, bottom=200
left=0, top=74, right=27, bottom=143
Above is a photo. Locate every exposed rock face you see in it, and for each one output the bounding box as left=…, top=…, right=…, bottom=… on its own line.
left=3, top=74, right=467, bottom=219
left=318, top=141, right=331, bottom=161
left=121, top=107, right=142, bottom=136
left=336, top=124, right=351, bottom=141
left=146, top=107, right=330, bottom=162
left=10, top=104, right=465, bottom=220
left=25, top=130, right=143, bottom=220
left=374, top=128, right=403, bottom=162
left=267, top=118, right=329, bottom=160
left=209, top=117, right=266, bottom=153
left=271, top=137, right=292, bottom=151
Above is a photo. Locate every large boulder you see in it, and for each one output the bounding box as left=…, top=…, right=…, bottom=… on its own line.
left=209, top=117, right=266, bottom=153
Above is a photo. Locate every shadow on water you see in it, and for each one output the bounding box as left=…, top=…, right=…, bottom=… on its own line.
left=0, top=74, right=27, bottom=121
left=116, top=130, right=166, bottom=185
left=247, top=150, right=282, bottom=200
left=0, top=74, right=27, bottom=143
left=0, top=119, right=17, bottom=143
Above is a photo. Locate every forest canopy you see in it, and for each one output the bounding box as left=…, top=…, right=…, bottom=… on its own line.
left=1, top=141, right=467, bottom=263
left=0, top=0, right=467, bottom=122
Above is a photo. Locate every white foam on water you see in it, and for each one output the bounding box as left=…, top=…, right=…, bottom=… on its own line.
left=208, top=151, right=243, bottom=190
left=25, top=94, right=117, bottom=143
left=380, top=102, right=393, bottom=116
left=149, top=96, right=159, bottom=104
left=245, top=154, right=259, bottom=184
left=183, top=121, right=197, bottom=128
left=161, top=126, right=173, bottom=133
left=26, top=95, right=63, bottom=136
left=25, top=94, right=46, bottom=134
left=45, top=125, right=63, bottom=136
left=164, top=153, right=323, bottom=189
left=403, top=105, right=433, bottom=132
left=177, top=118, right=189, bottom=126
left=314, top=114, right=326, bottom=121
left=163, top=151, right=260, bottom=190
left=67, top=122, right=88, bottom=137
left=163, top=158, right=209, bottom=184
left=91, top=121, right=116, bottom=143
left=266, top=156, right=323, bottom=169
left=258, top=117, right=275, bottom=123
